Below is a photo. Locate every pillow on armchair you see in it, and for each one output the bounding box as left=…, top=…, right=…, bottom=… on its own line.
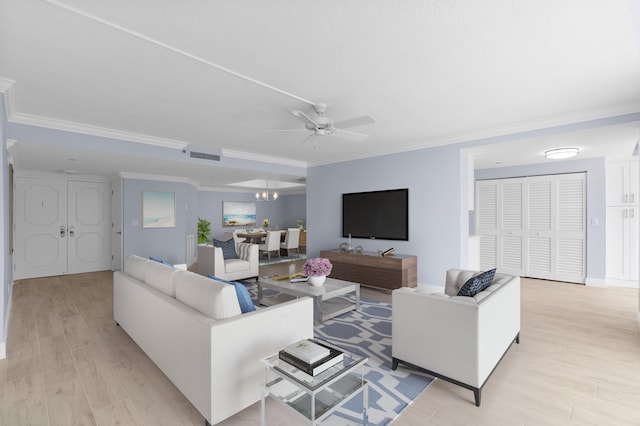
left=213, top=238, right=238, bottom=259
left=457, top=268, right=496, bottom=297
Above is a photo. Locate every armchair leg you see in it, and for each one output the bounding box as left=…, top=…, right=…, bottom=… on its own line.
left=515, top=332, right=520, bottom=344
left=392, top=357, right=399, bottom=370
left=474, top=388, right=481, bottom=407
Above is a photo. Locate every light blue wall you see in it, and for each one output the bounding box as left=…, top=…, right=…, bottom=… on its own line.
left=475, top=157, right=606, bottom=280
left=197, top=191, right=306, bottom=240
left=307, top=144, right=469, bottom=285
left=123, top=178, right=198, bottom=264
left=0, top=94, right=9, bottom=354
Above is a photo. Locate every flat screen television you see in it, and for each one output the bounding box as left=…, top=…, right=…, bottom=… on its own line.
left=342, top=188, right=409, bottom=241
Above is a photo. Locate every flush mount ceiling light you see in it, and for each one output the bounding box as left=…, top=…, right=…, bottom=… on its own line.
left=544, top=147, right=579, bottom=160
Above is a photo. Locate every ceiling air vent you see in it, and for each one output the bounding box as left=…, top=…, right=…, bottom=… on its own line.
left=184, top=144, right=222, bottom=162
left=190, top=151, right=221, bottom=161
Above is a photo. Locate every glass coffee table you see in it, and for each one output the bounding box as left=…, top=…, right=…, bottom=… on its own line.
left=258, top=276, right=360, bottom=325
left=260, top=339, right=368, bottom=425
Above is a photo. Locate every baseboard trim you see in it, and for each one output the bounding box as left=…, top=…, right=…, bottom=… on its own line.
left=604, top=278, right=639, bottom=289
left=584, top=277, right=607, bottom=288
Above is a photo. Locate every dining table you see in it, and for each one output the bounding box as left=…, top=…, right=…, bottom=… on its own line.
left=237, top=230, right=285, bottom=244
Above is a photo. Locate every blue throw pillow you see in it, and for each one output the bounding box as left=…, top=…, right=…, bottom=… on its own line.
left=208, top=275, right=256, bottom=313
left=457, top=268, right=496, bottom=297
left=212, top=238, right=238, bottom=259
left=149, top=257, right=174, bottom=267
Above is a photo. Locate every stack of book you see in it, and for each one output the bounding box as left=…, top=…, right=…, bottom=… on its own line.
left=279, top=339, right=344, bottom=376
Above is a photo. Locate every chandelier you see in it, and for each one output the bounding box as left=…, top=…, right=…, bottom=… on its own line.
left=255, top=180, right=278, bottom=201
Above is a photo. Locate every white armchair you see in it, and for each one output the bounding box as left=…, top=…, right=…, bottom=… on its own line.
left=196, top=242, right=259, bottom=281
left=280, top=228, right=300, bottom=256
left=392, top=269, right=520, bottom=406
left=258, top=230, right=282, bottom=261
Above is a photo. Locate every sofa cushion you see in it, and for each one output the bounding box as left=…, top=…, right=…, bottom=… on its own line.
left=175, top=271, right=241, bottom=319
left=145, top=260, right=178, bottom=297
left=457, top=268, right=496, bottom=297
left=208, top=275, right=256, bottom=313
left=213, top=238, right=238, bottom=259
left=224, top=258, right=251, bottom=273
left=124, top=255, right=149, bottom=282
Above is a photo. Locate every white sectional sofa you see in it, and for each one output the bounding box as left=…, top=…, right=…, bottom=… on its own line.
left=114, top=255, right=314, bottom=425
left=391, top=268, right=520, bottom=406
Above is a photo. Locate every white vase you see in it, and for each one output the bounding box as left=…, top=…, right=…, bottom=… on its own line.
left=308, top=275, right=326, bottom=287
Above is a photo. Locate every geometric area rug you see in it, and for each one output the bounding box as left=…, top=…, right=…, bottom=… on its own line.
left=244, top=280, right=433, bottom=426
left=313, top=296, right=433, bottom=426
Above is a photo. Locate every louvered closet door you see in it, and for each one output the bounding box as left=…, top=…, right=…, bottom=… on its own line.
left=476, top=173, right=586, bottom=283
left=500, top=180, right=525, bottom=276
left=554, top=174, right=586, bottom=283
left=526, top=177, right=553, bottom=279
left=477, top=181, right=498, bottom=270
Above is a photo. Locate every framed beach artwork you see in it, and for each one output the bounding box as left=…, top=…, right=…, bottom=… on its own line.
left=143, top=191, right=176, bottom=228
left=223, top=201, right=256, bottom=227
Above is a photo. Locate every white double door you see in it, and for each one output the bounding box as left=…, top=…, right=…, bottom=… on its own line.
left=14, top=176, right=111, bottom=280
left=476, top=172, right=586, bottom=283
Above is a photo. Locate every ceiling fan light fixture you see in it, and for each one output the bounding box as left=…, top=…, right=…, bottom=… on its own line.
left=544, top=147, right=579, bottom=160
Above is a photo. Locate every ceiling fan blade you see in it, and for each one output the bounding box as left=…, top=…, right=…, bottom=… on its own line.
left=262, top=129, right=309, bottom=133
left=290, top=110, right=319, bottom=129
left=333, top=114, right=376, bottom=129
left=333, top=129, right=369, bottom=142
left=301, top=133, right=318, bottom=147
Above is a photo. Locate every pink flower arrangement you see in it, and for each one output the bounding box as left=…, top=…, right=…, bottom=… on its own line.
left=303, top=258, right=333, bottom=277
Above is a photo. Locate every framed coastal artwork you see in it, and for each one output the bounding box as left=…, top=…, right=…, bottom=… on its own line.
left=223, top=201, right=256, bottom=227
left=143, top=191, right=176, bottom=228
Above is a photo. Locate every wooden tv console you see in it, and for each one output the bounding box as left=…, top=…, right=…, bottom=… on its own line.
left=320, top=249, right=417, bottom=292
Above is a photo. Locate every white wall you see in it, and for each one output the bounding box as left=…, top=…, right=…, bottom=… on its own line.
left=0, top=94, right=9, bottom=358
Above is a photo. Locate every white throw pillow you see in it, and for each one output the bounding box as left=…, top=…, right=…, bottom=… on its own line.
left=124, top=255, right=149, bottom=282
left=145, top=260, right=178, bottom=297
left=175, top=271, right=241, bottom=319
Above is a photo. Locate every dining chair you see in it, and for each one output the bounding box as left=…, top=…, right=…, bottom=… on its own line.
left=258, top=230, right=281, bottom=261
left=280, top=228, right=300, bottom=257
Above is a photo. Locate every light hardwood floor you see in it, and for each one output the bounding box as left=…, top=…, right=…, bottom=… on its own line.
left=1, top=263, right=639, bottom=425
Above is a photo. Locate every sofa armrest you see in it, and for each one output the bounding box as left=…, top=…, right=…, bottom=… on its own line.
left=236, top=242, right=258, bottom=263
left=392, top=275, right=520, bottom=388
left=212, top=246, right=226, bottom=275
left=393, top=288, right=481, bottom=384
left=207, top=297, right=314, bottom=424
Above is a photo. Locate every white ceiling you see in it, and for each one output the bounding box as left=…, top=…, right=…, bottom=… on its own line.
left=1, top=0, right=639, bottom=188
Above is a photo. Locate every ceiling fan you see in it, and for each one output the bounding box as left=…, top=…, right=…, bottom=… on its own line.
left=269, top=103, right=376, bottom=144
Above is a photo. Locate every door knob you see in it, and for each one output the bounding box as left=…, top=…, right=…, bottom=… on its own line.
left=60, top=225, right=66, bottom=238
left=69, top=226, right=75, bottom=237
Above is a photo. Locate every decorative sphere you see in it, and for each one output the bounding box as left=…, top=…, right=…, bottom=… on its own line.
left=339, top=242, right=349, bottom=252
left=355, top=245, right=363, bottom=254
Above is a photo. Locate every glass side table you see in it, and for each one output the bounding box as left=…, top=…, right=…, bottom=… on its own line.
left=260, top=339, right=368, bottom=425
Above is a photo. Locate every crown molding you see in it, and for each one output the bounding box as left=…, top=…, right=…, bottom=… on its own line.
left=0, top=77, right=16, bottom=120
left=117, top=172, right=199, bottom=187
left=0, top=77, right=15, bottom=92
left=13, top=169, right=110, bottom=182
left=222, top=149, right=307, bottom=169
left=9, top=112, right=188, bottom=149
left=306, top=104, right=640, bottom=167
